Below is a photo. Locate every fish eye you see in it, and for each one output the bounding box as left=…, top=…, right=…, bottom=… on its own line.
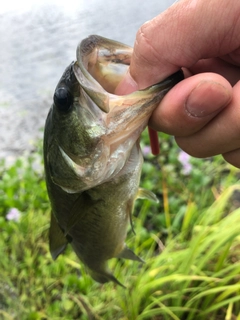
left=54, top=87, right=73, bottom=112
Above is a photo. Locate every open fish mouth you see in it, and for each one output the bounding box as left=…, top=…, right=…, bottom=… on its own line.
left=75, top=35, right=132, bottom=97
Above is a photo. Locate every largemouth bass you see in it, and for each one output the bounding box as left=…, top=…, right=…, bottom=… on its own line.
left=44, top=35, right=183, bottom=286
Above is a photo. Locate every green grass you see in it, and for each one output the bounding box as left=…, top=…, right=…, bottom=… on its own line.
left=0, top=132, right=240, bottom=319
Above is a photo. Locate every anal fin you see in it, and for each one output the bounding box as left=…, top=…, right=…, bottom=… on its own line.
left=118, top=245, right=144, bottom=263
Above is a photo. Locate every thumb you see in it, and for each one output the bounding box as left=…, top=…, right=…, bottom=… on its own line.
left=116, top=0, right=240, bottom=94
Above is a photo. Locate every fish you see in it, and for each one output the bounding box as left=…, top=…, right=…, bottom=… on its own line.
left=43, top=35, right=184, bottom=287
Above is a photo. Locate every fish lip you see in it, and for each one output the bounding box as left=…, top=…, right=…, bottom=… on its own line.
left=73, top=61, right=110, bottom=113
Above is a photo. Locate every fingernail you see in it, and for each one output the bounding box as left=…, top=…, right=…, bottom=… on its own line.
left=185, top=81, right=231, bottom=117
left=115, top=69, right=138, bottom=95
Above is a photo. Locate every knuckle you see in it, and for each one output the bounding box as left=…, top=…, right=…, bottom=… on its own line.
left=134, top=24, right=161, bottom=66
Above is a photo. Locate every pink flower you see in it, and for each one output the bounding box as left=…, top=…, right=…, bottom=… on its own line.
left=178, top=150, right=192, bottom=175
left=142, top=146, right=151, bottom=156
left=6, top=208, right=21, bottom=222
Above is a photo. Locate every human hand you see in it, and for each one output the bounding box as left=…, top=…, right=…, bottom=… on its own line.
left=115, top=0, right=240, bottom=168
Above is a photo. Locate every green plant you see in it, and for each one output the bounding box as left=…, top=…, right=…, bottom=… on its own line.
left=0, top=132, right=239, bottom=319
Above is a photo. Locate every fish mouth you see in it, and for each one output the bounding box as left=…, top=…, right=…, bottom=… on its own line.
left=75, top=34, right=132, bottom=95
left=73, top=35, right=136, bottom=113
left=73, top=35, right=183, bottom=115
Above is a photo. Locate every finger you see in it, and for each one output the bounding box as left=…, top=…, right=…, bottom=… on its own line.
left=149, top=73, right=232, bottom=136
left=175, top=81, right=240, bottom=158
left=130, top=0, right=240, bottom=88
left=189, top=57, right=240, bottom=86
left=223, top=149, right=240, bottom=168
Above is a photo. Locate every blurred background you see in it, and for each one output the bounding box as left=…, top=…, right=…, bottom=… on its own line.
left=0, top=0, right=175, bottom=162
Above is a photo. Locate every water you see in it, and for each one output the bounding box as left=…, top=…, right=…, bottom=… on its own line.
left=0, top=0, right=175, bottom=161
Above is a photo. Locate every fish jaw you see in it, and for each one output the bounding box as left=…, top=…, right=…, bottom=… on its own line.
left=76, top=34, right=132, bottom=102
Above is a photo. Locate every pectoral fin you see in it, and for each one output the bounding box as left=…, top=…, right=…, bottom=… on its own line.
left=49, top=211, right=68, bottom=260
left=137, top=188, right=159, bottom=203
left=118, top=245, right=144, bottom=263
